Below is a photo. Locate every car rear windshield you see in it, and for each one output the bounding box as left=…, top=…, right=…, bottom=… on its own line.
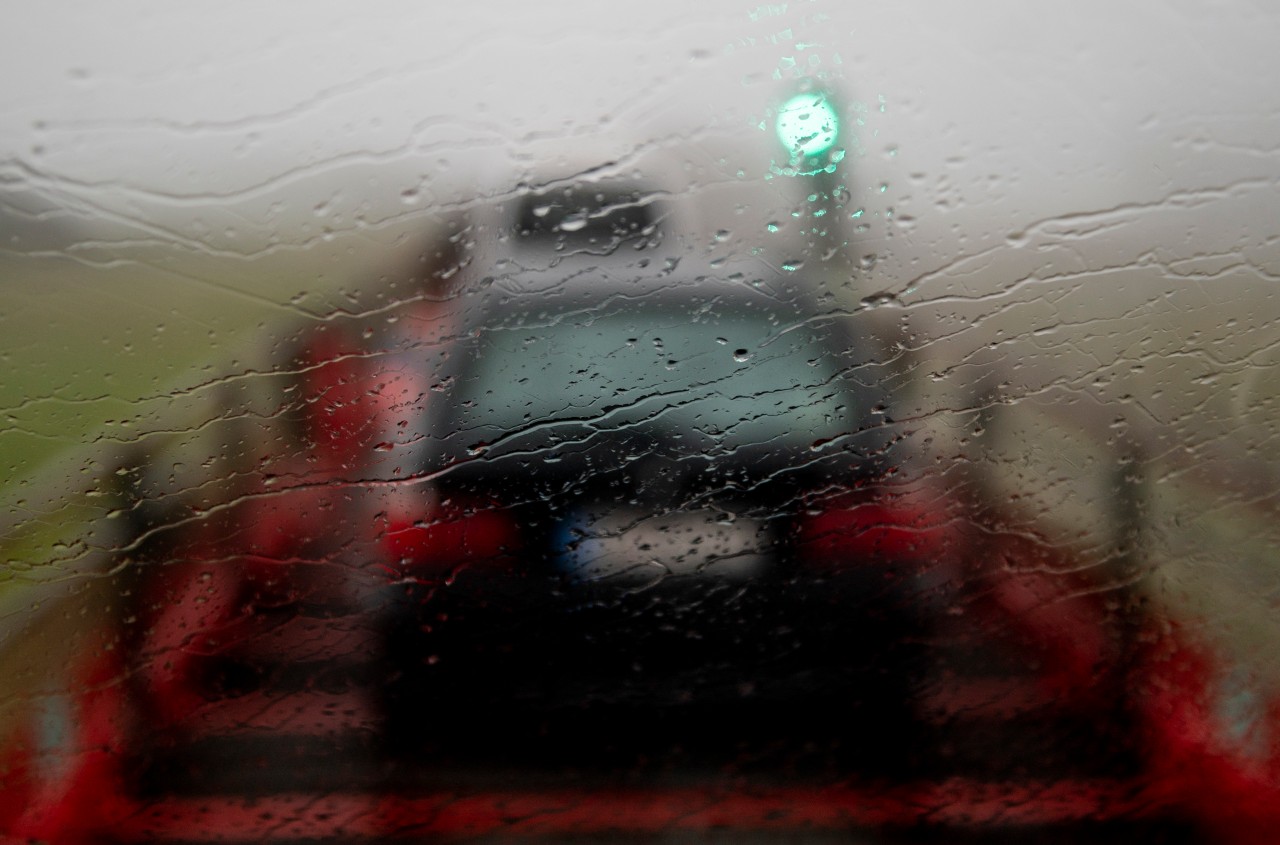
left=448, top=301, right=858, bottom=456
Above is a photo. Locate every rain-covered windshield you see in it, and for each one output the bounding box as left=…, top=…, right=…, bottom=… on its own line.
left=3, top=3, right=1280, bottom=844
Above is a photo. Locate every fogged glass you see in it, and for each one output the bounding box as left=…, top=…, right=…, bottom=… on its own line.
left=2, top=3, right=1279, bottom=843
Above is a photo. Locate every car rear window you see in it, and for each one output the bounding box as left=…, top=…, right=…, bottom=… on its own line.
left=449, top=300, right=855, bottom=455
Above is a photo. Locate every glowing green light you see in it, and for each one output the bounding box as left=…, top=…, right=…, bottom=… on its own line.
left=775, top=92, right=839, bottom=159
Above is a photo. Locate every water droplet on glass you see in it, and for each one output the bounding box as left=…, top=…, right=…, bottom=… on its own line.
left=861, top=291, right=900, bottom=308
left=558, top=213, right=587, bottom=232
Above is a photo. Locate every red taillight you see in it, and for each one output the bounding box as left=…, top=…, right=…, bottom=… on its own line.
left=795, top=485, right=967, bottom=571
left=379, top=493, right=522, bottom=580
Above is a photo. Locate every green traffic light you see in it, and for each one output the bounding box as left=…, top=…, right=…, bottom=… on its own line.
left=775, top=92, right=840, bottom=160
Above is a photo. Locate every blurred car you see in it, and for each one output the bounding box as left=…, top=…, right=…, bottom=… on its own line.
left=377, top=238, right=932, bottom=777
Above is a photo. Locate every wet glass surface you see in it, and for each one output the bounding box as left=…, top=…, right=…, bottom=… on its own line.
left=2, top=3, right=1280, bottom=843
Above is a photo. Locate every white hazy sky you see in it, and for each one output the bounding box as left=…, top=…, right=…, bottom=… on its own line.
left=5, top=0, right=1276, bottom=211
left=3, top=0, right=1279, bottom=340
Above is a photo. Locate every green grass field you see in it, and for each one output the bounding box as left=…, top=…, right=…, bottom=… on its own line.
left=0, top=243, right=368, bottom=582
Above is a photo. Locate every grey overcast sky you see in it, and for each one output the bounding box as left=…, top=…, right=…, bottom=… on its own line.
left=3, top=0, right=1279, bottom=341
left=5, top=0, right=1276, bottom=212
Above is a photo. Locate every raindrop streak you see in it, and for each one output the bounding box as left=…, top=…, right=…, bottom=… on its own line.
left=861, top=292, right=901, bottom=309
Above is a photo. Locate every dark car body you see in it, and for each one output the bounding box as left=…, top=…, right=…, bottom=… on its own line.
left=376, top=266, right=939, bottom=777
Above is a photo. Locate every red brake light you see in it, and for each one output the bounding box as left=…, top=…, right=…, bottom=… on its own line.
left=796, top=485, right=966, bottom=571
left=379, top=493, right=522, bottom=579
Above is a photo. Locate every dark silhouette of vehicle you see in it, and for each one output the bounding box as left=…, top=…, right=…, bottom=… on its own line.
left=377, top=250, right=930, bottom=778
